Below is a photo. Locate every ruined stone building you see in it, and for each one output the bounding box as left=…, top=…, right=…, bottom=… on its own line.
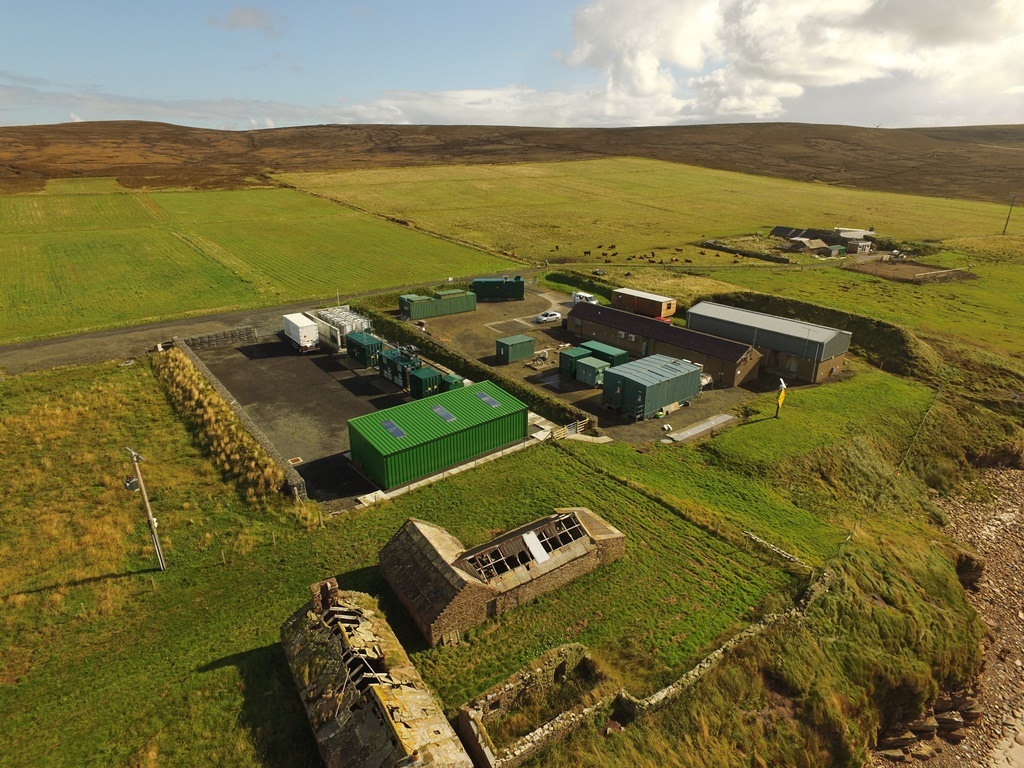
left=280, top=581, right=473, bottom=768
left=379, top=508, right=626, bottom=647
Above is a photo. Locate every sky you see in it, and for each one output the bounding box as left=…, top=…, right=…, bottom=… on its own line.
left=2, top=0, right=1023, bottom=130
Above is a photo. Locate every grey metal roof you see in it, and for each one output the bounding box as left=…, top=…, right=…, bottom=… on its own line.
left=686, top=302, right=846, bottom=345
left=608, top=354, right=701, bottom=384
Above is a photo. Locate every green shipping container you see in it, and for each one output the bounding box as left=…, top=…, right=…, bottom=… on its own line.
left=440, top=374, right=465, bottom=392
left=399, top=290, right=477, bottom=320
left=409, top=367, right=443, bottom=399
left=602, top=354, right=702, bottom=419
left=346, top=331, right=382, bottom=368
left=471, top=276, right=525, bottom=301
left=580, top=340, right=629, bottom=367
left=559, top=347, right=592, bottom=378
left=380, top=348, right=422, bottom=388
left=575, top=356, right=610, bottom=388
left=496, top=334, right=535, bottom=364
left=348, top=380, right=529, bottom=489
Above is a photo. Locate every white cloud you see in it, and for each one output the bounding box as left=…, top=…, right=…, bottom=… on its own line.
left=69, top=112, right=83, bottom=122
left=209, top=7, right=286, bottom=38
left=562, top=0, right=1024, bottom=124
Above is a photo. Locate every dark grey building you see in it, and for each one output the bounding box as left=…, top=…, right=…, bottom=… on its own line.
left=685, top=302, right=851, bottom=383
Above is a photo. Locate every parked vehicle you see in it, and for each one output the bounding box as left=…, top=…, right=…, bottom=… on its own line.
left=572, top=291, right=599, bottom=305
left=535, top=310, right=562, bottom=324
left=283, top=313, right=319, bottom=353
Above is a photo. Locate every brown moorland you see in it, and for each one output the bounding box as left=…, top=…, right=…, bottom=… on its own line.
left=1, top=120, right=1023, bottom=201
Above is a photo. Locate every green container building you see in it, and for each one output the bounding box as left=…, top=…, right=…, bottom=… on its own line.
left=471, top=276, right=525, bottom=301
left=346, top=331, right=382, bottom=368
left=580, top=340, right=629, bottom=368
left=602, top=354, right=702, bottom=419
left=575, top=356, right=610, bottom=388
left=440, top=374, right=465, bottom=392
left=409, top=367, right=443, bottom=399
left=496, top=335, right=535, bottom=364
left=399, top=290, right=477, bottom=320
left=380, top=347, right=422, bottom=388
left=348, top=381, right=529, bottom=489
left=559, top=347, right=592, bottom=378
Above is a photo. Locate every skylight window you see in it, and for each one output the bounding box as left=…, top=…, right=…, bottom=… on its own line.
left=431, top=405, right=456, bottom=423
left=475, top=391, right=501, bottom=408
left=382, top=420, right=406, bottom=438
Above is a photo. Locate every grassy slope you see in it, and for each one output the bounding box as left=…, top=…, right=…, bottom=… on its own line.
left=280, top=158, right=1010, bottom=264
left=0, top=180, right=513, bottom=344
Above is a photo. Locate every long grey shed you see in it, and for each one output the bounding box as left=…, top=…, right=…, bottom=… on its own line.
left=685, top=301, right=851, bottom=383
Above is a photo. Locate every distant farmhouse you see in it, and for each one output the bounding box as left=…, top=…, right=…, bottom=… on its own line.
left=771, top=225, right=877, bottom=256
left=566, top=303, right=761, bottom=387
left=380, top=509, right=625, bottom=647
left=280, top=585, right=474, bottom=768
left=686, top=301, right=851, bottom=384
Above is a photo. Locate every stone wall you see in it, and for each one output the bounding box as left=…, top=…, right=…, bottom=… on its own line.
left=456, top=645, right=600, bottom=768
left=491, top=549, right=601, bottom=616
left=182, top=327, right=257, bottom=351
left=172, top=335, right=307, bottom=500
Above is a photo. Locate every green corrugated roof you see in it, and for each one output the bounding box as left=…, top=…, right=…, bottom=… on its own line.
left=577, top=356, right=610, bottom=372
left=608, top=354, right=701, bottom=384
left=346, top=331, right=380, bottom=346
left=581, top=340, right=627, bottom=357
left=410, top=367, right=441, bottom=381
left=561, top=347, right=592, bottom=360
left=349, top=381, right=528, bottom=456
left=498, top=335, right=533, bottom=345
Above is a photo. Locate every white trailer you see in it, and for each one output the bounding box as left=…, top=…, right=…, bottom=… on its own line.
left=283, top=313, right=319, bottom=353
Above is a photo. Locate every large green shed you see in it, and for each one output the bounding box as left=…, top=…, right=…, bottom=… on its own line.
left=399, top=290, right=477, bottom=320
left=559, top=347, right=592, bottom=378
left=602, top=354, right=702, bottom=419
left=346, top=331, right=382, bottom=368
left=348, top=381, right=530, bottom=489
left=496, top=335, right=535, bottom=364
left=471, top=276, right=525, bottom=301
left=580, top=340, right=629, bottom=367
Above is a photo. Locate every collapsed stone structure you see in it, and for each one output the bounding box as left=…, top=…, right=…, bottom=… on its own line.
left=280, top=581, right=473, bottom=768
left=379, top=508, right=626, bottom=647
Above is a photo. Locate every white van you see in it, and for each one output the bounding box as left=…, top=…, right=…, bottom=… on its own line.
left=572, top=292, right=599, bottom=305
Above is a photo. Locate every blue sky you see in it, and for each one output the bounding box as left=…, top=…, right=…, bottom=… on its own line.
left=2, top=1, right=1023, bottom=129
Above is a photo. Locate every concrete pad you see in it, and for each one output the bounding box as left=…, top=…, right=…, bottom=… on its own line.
left=667, top=413, right=735, bottom=442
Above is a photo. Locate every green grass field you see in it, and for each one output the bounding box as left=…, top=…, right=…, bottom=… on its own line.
left=0, top=180, right=513, bottom=344
left=0, top=353, right=975, bottom=768
left=280, top=158, right=1013, bottom=264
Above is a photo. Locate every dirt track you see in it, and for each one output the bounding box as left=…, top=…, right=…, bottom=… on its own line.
left=2, top=120, right=1023, bottom=203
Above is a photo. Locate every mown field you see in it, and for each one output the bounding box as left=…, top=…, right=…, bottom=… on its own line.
left=279, top=157, right=1013, bottom=265
left=0, top=179, right=513, bottom=344
left=0, top=349, right=960, bottom=767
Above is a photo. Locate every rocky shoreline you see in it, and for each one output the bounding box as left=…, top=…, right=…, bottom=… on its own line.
left=872, top=469, right=1024, bottom=767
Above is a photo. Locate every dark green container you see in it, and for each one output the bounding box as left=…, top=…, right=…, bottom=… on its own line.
left=471, top=276, right=525, bottom=301
left=580, top=340, right=628, bottom=367
left=575, top=356, right=610, bottom=388
left=559, top=347, right=592, bottom=378
left=602, top=354, right=702, bottom=418
left=399, top=290, right=477, bottom=320
left=346, top=331, right=382, bottom=368
left=380, top=348, right=422, bottom=388
left=496, top=334, right=535, bottom=364
left=409, top=367, right=443, bottom=399
left=440, top=374, right=465, bottom=392
left=348, top=381, right=529, bottom=489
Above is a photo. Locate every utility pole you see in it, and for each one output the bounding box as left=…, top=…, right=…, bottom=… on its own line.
left=1003, top=193, right=1018, bottom=236
left=126, top=448, right=167, bottom=571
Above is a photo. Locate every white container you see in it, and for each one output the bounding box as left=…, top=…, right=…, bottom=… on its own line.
left=283, top=313, right=319, bottom=353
